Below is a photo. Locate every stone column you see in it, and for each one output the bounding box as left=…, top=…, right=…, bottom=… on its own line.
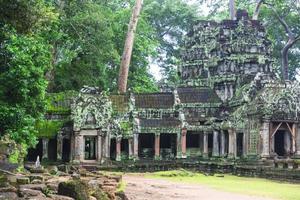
left=284, top=131, right=291, bottom=156
left=181, top=128, right=187, bottom=158
left=176, top=131, right=181, bottom=158
left=74, top=134, right=84, bottom=162
left=203, top=132, right=208, bottom=158
left=261, top=121, right=270, bottom=158
left=42, top=138, right=49, bottom=160
left=57, top=134, right=63, bottom=160
left=97, top=135, right=102, bottom=163
left=105, top=134, right=110, bottom=158
left=228, top=128, right=236, bottom=158
left=220, top=130, right=226, bottom=157
left=212, top=130, right=220, bottom=157
left=128, top=138, right=133, bottom=159
left=296, top=123, right=300, bottom=157
left=155, top=133, right=160, bottom=160
left=133, top=133, right=139, bottom=159
left=116, top=137, right=121, bottom=161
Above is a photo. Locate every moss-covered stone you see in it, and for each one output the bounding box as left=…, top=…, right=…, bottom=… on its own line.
left=58, top=180, right=90, bottom=200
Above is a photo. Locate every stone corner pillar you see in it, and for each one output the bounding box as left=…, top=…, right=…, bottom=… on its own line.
left=228, top=128, right=236, bottom=159
left=42, top=138, right=49, bottom=160
left=128, top=138, right=134, bottom=159
left=133, top=133, right=139, bottom=160
left=57, top=134, right=63, bottom=161
left=74, top=132, right=84, bottom=162
left=97, top=134, right=103, bottom=163
left=295, top=123, right=300, bottom=157
left=154, top=133, right=161, bottom=160
left=261, top=121, right=270, bottom=158
left=220, top=130, right=226, bottom=157
left=181, top=128, right=187, bottom=158
left=116, top=137, right=122, bottom=162
left=203, top=132, right=208, bottom=158
left=212, top=130, right=220, bottom=157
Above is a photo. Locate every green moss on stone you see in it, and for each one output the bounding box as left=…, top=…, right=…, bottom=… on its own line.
left=46, top=91, right=77, bottom=114
left=35, top=120, right=65, bottom=138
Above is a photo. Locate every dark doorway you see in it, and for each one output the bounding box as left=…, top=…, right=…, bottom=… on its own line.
left=236, top=133, right=244, bottom=157
left=121, top=139, right=129, bottom=159
left=223, top=131, right=229, bottom=156
left=274, top=130, right=288, bottom=157
left=26, top=139, right=43, bottom=161
left=110, top=138, right=116, bottom=160
left=48, top=138, right=57, bottom=161
left=186, top=131, right=202, bottom=157
left=208, top=134, right=213, bottom=157
left=62, top=139, right=71, bottom=162
left=160, top=134, right=177, bottom=159
left=84, top=137, right=96, bottom=160
left=138, top=134, right=154, bottom=159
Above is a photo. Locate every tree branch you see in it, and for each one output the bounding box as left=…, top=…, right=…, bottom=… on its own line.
left=253, top=0, right=265, bottom=20
left=265, top=3, right=294, bottom=38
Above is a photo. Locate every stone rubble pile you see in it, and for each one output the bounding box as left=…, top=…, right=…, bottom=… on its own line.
left=0, top=165, right=126, bottom=200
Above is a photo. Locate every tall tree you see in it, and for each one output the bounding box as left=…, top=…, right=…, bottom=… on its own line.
left=118, top=0, right=144, bottom=93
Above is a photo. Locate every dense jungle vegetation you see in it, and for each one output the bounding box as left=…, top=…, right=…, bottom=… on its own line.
left=0, top=0, right=299, bottom=161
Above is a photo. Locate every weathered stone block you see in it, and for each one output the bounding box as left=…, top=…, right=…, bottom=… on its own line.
left=0, top=192, right=18, bottom=200
left=17, top=177, right=30, bottom=185
left=58, top=180, right=90, bottom=200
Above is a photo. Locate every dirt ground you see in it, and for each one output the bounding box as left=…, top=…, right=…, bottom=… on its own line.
left=124, top=174, right=274, bottom=200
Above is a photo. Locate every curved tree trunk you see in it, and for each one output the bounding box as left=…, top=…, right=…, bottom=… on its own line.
left=281, top=37, right=300, bottom=80
left=118, top=0, right=143, bottom=94
left=252, top=0, right=264, bottom=20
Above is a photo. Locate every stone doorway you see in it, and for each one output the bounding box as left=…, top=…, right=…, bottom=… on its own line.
left=236, top=133, right=244, bottom=157
left=62, top=138, right=71, bottom=162
left=48, top=138, right=57, bottom=161
left=26, top=139, right=43, bottom=161
left=274, top=130, right=292, bottom=157
left=110, top=138, right=116, bottom=160
left=271, top=122, right=295, bottom=158
left=208, top=134, right=213, bottom=157
left=160, top=134, right=177, bottom=159
left=186, top=131, right=202, bottom=157
left=139, top=134, right=155, bottom=159
left=84, top=136, right=97, bottom=160
left=121, top=139, right=129, bottom=159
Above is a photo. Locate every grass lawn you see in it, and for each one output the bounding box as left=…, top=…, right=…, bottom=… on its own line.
left=146, top=170, right=300, bottom=200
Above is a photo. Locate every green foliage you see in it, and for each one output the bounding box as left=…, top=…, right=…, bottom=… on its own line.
left=35, top=120, right=65, bottom=138
left=46, top=91, right=77, bottom=114
left=143, top=0, right=200, bottom=84
left=120, top=121, right=133, bottom=135
left=52, top=1, right=158, bottom=93
left=0, top=1, right=56, bottom=153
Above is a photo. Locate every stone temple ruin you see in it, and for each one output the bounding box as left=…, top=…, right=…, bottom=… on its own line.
left=28, top=10, right=300, bottom=174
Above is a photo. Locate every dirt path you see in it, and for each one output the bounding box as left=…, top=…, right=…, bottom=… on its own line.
left=124, top=174, right=274, bottom=200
